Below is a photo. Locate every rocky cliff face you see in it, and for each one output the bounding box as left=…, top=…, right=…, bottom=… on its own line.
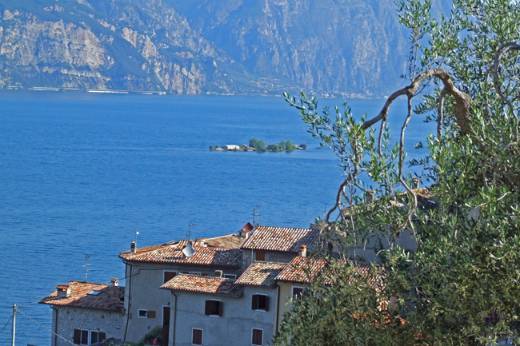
left=0, top=0, right=423, bottom=96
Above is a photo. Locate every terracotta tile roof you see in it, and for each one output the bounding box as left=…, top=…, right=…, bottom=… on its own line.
left=276, top=256, right=328, bottom=284
left=40, top=281, right=124, bottom=313
left=161, top=274, right=241, bottom=296
left=235, top=262, right=287, bottom=287
left=119, top=238, right=242, bottom=267
left=241, top=225, right=319, bottom=252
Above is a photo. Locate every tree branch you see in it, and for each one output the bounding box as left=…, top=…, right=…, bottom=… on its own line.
left=361, top=69, right=472, bottom=135
left=492, top=42, right=520, bottom=115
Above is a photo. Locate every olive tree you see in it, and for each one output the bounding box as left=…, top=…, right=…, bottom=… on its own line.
left=276, top=0, right=519, bottom=345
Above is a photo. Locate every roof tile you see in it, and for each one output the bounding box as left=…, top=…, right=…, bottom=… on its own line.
left=120, top=239, right=242, bottom=267
left=161, top=274, right=240, bottom=296
left=40, top=281, right=124, bottom=313
left=241, top=226, right=318, bottom=252
left=276, top=256, right=328, bottom=284
left=235, top=262, right=286, bottom=287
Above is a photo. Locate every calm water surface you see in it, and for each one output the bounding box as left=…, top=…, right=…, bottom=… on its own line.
left=0, top=92, right=428, bottom=344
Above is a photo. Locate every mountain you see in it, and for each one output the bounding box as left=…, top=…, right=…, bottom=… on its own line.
left=0, top=0, right=424, bottom=96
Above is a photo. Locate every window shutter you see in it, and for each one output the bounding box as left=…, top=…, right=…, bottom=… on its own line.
left=264, top=296, right=270, bottom=311
left=147, top=310, right=156, bottom=319
left=218, top=301, right=224, bottom=316
left=81, top=330, right=88, bottom=344
left=73, top=329, right=81, bottom=344
left=252, top=295, right=258, bottom=310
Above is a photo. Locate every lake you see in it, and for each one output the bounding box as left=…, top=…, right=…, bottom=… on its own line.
left=0, top=92, right=429, bottom=345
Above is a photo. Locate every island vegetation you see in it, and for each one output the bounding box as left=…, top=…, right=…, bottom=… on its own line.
left=209, top=138, right=306, bottom=153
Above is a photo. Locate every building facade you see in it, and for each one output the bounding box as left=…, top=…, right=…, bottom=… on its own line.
left=40, top=281, right=124, bottom=346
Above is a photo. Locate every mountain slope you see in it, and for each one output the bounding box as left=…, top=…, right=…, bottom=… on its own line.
left=0, top=0, right=429, bottom=96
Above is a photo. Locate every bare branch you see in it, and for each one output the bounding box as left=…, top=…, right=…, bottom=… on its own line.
left=437, top=89, right=447, bottom=141
left=361, top=69, right=472, bottom=135
left=398, top=96, right=418, bottom=232
left=492, top=42, right=520, bottom=114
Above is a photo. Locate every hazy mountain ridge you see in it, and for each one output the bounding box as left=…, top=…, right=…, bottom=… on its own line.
left=0, top=0, right=421, bottom=96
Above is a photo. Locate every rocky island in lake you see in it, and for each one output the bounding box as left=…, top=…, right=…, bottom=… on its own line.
left=210, top=138, right=306, bottom=153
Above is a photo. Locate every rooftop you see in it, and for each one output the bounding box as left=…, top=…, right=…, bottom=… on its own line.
left=161, top=274, right=240, bottom=296
left=240, top=225, right=319, bottom=252
left=120, top=234, right=243, bottom=267
left=235, top=262, right=287, bottom=287
left=276, top=256, right=328, bottom=284
left=40, top=281, right=124, bottom=313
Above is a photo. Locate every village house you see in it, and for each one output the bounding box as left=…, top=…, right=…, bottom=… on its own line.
left=274, top=255, right=328, bottom=330
left=40, top=280, right=125, bottom=346
left=159, top=225, right=320, bottom=345
left=40, top=223, right=323, bottom=345
left=118, top=232, right=245, bottom=344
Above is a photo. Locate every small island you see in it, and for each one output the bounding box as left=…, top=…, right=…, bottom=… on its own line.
left=210, top=138, right=307, bottom=153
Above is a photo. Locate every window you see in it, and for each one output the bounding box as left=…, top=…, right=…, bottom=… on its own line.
left=73, top=329, right=88, bottom=345
left=163, top=271, right=177, bottom=283
left=292, top=286, right=305, bottom=299
left=90, top=331, right=106, bottom=344
left=252, top=328, right=263, bottom=345
left=223, top=273, right=237, bottom=280
left=138, top=309, right=156, bottom=318
left=192, top=328, right=203, bottom=345
left=204, top=300, right=223, bottom=316
left=254, top=250, right=266, bottom=261
left=251, top=294, right=269, bottom=311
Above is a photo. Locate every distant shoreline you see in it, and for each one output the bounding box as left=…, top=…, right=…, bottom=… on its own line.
left=0, top=87, right=382, bottom=100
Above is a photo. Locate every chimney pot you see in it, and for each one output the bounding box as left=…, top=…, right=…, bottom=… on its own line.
left=412, top=177, right=420, bottom=189
left=300, top=245, right=308, bottom=257
left=56, top=285, right=71, bottom=298
left=130, top=240, right=136, bottom=253
left=111, top=278, right=119, bottom=287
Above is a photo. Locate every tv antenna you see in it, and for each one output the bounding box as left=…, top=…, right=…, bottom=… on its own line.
left=83, top=254, right=91, bottom=282
left=252, top=207, right=261, bottom=226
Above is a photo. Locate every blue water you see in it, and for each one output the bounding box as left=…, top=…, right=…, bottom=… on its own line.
left=0, top=92, right=429, bottom=345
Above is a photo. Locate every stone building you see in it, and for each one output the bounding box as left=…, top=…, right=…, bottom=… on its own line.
left=40, top=281, right=124, bottom=346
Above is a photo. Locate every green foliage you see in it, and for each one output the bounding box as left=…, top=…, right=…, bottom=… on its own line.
left=277, top=0, right=519, bottom=345
left=249, top=138, right=267, bottom=152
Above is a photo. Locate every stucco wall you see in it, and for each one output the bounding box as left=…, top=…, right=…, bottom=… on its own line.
left=51, top=306, right=123, bottom=346
left=123, top=262, right=239, bottom=343
left=170, top=287, right=278, bottom=346
left=276, top=282, right=308, bottom=330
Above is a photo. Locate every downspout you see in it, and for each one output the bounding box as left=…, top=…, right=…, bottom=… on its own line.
left=123, top=263, right=132, bottom=343
left=172, top=293, right=178, bottom=346
left=275, top=285, right=281, bottom=335
left=54, top=308, right=58, bottom=346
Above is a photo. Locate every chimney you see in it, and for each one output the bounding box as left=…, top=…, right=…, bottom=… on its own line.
left=240, top=222, right=254, bottom=238
left=56, top=284, right=71, bottom=298
left=412, top=177, right=420, bottom=189
left=299, top=245, right=308, bottom=258
left=111, top=278, right=119, bottom=287
left=130, top=240, right=136, bottom=253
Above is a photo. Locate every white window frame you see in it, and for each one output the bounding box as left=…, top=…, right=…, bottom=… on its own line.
left=223, top=273, right=237, bottom=280
left=137, top=309, right=148, bottom=318
left=291, top=285, right=306, bottom=300
left=162, top=270, right=177, bottom=283
left=251, top=293, right=269, bottom=312
left=204, top=299, right=223, bottom=317
left=192, top=327, right=203, bottom=345
left=251, top=328, right=264, bottom=346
